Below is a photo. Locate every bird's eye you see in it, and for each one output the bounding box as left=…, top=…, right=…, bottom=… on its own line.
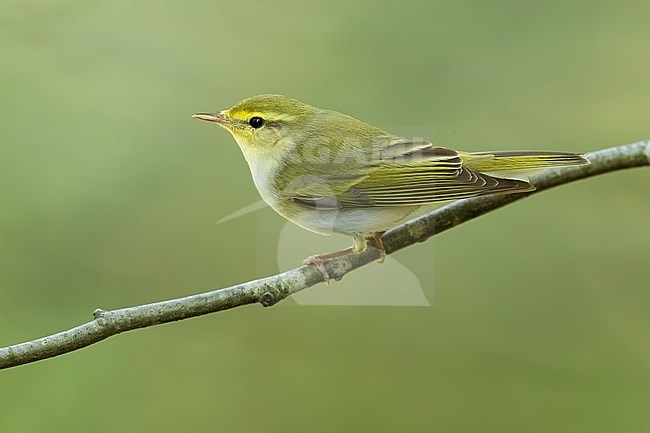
left=249, top=116, right=265, bottom=129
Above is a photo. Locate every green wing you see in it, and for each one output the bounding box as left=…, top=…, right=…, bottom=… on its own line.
left=287, top=138, right=534, bottom=209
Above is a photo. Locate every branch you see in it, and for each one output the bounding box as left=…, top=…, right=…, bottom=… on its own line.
left=1, top=141, right=648, bottom=369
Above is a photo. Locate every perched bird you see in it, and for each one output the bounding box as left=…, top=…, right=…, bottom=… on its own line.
left=194, top=94, right=588, bottom=279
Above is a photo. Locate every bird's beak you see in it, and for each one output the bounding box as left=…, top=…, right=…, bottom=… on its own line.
left=192, top=111, right=229, bottom=125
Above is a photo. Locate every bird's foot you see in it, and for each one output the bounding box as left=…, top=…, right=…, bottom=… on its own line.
left=370, top=232, right=387, bottom=263
left=302, top=247, right=354, bottom=284
left=303, top=233, right=386, bottom=283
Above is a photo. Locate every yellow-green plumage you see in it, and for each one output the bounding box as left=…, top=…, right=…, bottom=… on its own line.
left=194, top=94, right=589, bottom=254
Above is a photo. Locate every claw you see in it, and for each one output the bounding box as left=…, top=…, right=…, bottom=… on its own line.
left=302, top=246, right=355, bottom=284
left=371, top=232, right=387, bottom=263
left=303, top=255, right=331, bottom=284
left=302, top=234, right=387, bottom=284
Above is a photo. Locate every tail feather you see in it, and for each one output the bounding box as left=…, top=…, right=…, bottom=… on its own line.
left=462, top=151, right=589, bottom=173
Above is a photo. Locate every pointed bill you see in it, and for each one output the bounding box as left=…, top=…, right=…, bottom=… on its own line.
left=192, top=111, right=229, bottom=125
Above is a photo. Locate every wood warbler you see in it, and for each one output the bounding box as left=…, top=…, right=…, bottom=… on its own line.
left=194, top=94, right=588, bottom=277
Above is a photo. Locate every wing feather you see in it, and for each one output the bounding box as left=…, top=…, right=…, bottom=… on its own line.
left=285, top=138, right=535, bottom=210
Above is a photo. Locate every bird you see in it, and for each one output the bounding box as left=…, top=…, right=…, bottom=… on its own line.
left=193, top=94, right=588, bottom=280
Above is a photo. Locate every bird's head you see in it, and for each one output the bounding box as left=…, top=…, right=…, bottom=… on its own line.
left=193, top=94, right=317, bottom=160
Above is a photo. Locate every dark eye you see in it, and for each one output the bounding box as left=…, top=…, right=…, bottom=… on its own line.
left=249, top=116, right=265, bottom=129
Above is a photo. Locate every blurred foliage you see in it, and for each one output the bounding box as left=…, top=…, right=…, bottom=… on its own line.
left=1, top=1, right=649, bottom=432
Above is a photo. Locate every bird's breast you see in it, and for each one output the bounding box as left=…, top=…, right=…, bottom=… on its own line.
left=246, top=156, right=282, bottom=206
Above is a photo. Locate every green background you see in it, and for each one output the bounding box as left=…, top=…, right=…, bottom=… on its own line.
left=1, top=1, right=649, bottom=431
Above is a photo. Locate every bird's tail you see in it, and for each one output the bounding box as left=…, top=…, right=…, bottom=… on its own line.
left=462, top=151, right=589, bottom=174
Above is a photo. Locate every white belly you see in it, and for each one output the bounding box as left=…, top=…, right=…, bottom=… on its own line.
left=285, top=206, right=424, bottom=237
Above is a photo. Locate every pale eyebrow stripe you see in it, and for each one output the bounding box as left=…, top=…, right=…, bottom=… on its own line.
left=230, top=111, right=297, bottom=123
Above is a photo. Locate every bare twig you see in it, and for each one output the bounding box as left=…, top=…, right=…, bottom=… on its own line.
left=1, top=141, right=648, bottom=370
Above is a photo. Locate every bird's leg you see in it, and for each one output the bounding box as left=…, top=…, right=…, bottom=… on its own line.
left=302, top=247, right=354, bottom=284
left=370, top=231, right=387, bottom=263
left=351, top=233, right=387, bottom=262
left=352, top=234, right=368, bottom=254
left=302, top=233, right=386, bottom=283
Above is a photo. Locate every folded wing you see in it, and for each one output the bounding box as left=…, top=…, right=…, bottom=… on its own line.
left=289, top=138, right=535, bottom=209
